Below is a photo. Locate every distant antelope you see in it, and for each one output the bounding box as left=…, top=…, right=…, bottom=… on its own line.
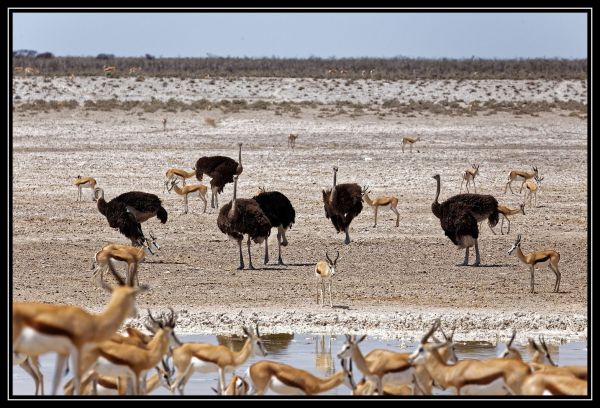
left=362, top=189, right=400, bottom=227
left=327, top=68, right=338, bottom=76
left=288, top=133, right=298, bottom=149
left=460, top=164, right=479, bottom=193
left=361, top=70, right=367, bottom=78
left=168, top=179, right=208, bottom=214
left=524, top=175, right=544, bottom=208
left=24, top=67, right=39, bottom=75
left=73, top=175, right=97, bottom=202
left=315, top=251, right=340, bottom=307
left=505, top=166, right=538, bottom=194
left=491, top=203, right=525, bottom=235
left=508, top=234, right=561, bottom=293
left=162, top=117, right=167, bottom=131
left=402, top=137, right=421, bottom=153
left=103, top=65, right=116, bottom=77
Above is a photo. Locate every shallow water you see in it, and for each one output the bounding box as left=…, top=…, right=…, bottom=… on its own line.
left=11, top=334, right=587, bottom=396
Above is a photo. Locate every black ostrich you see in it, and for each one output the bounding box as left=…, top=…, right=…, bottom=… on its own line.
left=431, top=174, right=499, bottom=266
left=217, top=175, right=271, bottom=270
left=195, top=143, right=243, bottom=209
left=252, top=187, right=296, bottom=265
left=322, top=166, right=366, bottom=245
left=93, top=187, right=168, bottom=253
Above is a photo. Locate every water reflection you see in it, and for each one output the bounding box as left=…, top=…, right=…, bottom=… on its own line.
left=217, top=332, right=294, bottom=356
left=314, top=335, right=337, bottom=376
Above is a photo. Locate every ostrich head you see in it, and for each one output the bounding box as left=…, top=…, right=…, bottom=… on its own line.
left=432, top=174, right=441, bottom=202
left=332, top=166, right=339, bottom=188
left=93, top=187, right=104, bottom=202
left=236, top=143, right=243, bottom=174
left=508, top=234, right=522, bottom=255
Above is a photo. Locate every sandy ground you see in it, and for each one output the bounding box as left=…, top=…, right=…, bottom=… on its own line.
left=11, top=78, right=588, bottom=343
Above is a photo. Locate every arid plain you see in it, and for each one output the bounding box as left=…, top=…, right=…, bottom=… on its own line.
left=11, top=76, right=588, bottom=343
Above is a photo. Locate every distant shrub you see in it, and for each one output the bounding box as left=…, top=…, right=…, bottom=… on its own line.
left=96, top=53, right=115, bottom=60
left=35, top=52, right=54, bottom=59
left=205, top=117, right=217, bottom=127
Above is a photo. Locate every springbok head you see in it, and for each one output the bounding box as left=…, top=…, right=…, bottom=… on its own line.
left=242, top=324, right=268, bottom=357
left=325, top=250, right=340, bottom=275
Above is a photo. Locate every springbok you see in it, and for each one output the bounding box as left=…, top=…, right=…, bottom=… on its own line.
left=505, top=166, right=538, bottom=194
left=508, top=234, right=561, bottom=293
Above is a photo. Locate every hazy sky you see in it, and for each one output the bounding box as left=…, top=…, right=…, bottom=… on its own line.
left=12, top=11, right=588, bottom=59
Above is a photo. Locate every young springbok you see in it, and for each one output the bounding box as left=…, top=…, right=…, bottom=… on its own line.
left=401, top=136, right=421, bottom=153
left=492, top=203, right=525, bottom=235
left=168, top=178, right=208, bottom=214
left=460, top=164, right=480, bottom=193
left=73, top=176, right=97, bottom=202
left=170, top=325, right=267, bottom=395
left=505, top=166, right=538, bottom=194
left=362, top=190, right=400, bottom=227
left=524, top=175, right=544, bottom=208
left=288, top=133, right=298, bottom=149
left=92, top=243, right=150, bottom=287
left=315, top=251, right=340, bottom=307
left=508, top=234, right=561, bottom=293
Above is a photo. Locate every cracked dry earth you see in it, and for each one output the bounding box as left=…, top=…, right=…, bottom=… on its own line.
left=11, top=80, right=588, bottom=343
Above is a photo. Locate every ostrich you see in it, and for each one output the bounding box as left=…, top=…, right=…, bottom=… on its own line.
left=431, top=174, right=499, bottom=266
left=93, top=187, right=167, bottom=253
left=252, top=187, right=296, bottom=265
left=322, top=166, right=366, bottom=245
left=217, top=175, right=271, bottom=270
left=195, top=143, right=243, bottom=209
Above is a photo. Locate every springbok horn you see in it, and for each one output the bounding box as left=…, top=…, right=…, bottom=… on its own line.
left=334, top=250, right=340, bottom=263
left=508, top=330, right=517, bottom=348
left=325, top=251, right=333, bottom=264
left=422, top=319, right=440, bottom=344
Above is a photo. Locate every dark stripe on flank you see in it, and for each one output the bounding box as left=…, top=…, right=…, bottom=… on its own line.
left=534, top=256, right=551, bottom=265
left=27, top=319, right=76, bottom=341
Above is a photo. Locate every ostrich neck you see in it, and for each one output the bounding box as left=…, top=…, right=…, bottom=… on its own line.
left=435, top=177, right=441, bottom=204
left=229, top=178, right=238, bottom=217
left=238, top=145, right=242, bottom=166
left=97, top=198, right=108, bottom=216
left=333, top=171, right=337, bottom=187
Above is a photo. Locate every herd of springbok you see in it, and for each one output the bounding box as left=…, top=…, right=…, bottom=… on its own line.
left=13, top=108, right=578, bottom=396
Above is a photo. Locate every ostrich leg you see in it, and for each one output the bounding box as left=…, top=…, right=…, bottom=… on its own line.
left=461, top=247, right=469, bottom=266
left=344, top=227, right=351, bottom=245
left=264, top=237, right=269, bottom=265
left=473, top=240, right=481, bottom=266
left=237, top=239, right=244, bottom=270
left=277, top=226, right=286, bottom=265
left=247, top=236, right=255, bottom=270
